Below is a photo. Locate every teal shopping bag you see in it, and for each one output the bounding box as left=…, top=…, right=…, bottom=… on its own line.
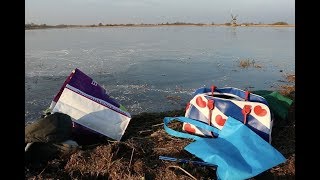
left=164, top=116, right=286, bottom=180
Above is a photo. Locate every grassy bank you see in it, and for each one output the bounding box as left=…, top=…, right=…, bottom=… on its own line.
left=25, top=76, right=295, bottom=179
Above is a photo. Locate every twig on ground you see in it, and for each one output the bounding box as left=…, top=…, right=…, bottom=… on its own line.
left=37, top=164, right=48, bottom=177
left=139, top=129, right=153, bottom=134
left=152, top=123, right=164, bottom=127
left=107, top=140, right=118, bottom=143
left=129, top=148, right=135, bottom=169
left=167, top=165, right=197, bottom=180
left=153, top=147, right=174, bottom=150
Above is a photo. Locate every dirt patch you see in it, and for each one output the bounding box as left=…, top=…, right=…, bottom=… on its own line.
left=25, top=82, right=295, bottom=179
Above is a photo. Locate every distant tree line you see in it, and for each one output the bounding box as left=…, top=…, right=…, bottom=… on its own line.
left=25, top=22, right=207, bottom=29
left=25, top=21, right=291, bottom=30
left=271, top=22, right=289, bottom=25
left=224, top=21, right=290, bottom=26
left=25, top=23, right=82, bottom=29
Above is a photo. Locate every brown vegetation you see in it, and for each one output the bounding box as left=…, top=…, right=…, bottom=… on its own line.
left=239, top=59, right=262, bottom=68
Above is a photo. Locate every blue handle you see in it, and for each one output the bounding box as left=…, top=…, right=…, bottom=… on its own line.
left=163, top=116, right=220, bottom=140
left=159, top=155, right=217, bottom=168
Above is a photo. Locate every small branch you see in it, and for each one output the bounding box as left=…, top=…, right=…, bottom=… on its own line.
left=37, top=164, right=48, bottom=177
left=127, top=148, right=135, bottom=177
left=115, top=147, right=120, bottom=156
left=128, top=148, right=135, bottom=169
left=139, top=129, right=152, bottom=134
left=167, top=165, right=197, bottom=180
left=154, top=147, right=172, bottom=150
left=152, top=123, right=164, bottom=127
left=25, top=142, right=34, bottom=152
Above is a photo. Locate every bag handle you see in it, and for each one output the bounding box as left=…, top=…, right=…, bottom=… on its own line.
left=164, top=116, right=220, bottom=140
left=195, top=86, right=251, bottom=101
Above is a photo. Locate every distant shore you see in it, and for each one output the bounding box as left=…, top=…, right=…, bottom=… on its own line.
left=25, top=23, right=295, bottom=30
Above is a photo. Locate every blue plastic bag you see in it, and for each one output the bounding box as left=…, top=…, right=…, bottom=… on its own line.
left=164, top=116, right=286, bottom=180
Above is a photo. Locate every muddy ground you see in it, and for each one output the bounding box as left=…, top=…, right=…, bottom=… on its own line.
left=25, top=77, right=295, bottom=180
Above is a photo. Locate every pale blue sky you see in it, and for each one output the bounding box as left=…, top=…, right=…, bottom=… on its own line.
left=25, top=0, right=295, bottom=25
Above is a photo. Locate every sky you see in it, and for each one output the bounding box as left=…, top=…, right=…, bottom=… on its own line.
left=25, top=0, right=295, bottom=25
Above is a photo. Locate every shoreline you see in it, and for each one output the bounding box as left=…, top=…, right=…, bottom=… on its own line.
left=25, top=24, right=295, bottom=30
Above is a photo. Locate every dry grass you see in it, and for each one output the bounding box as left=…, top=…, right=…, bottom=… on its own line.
left=239, top=59, right=252, bottom=68
left=285, top=74, right=295, bottom=83
left=239, top=59, right=262, bottom=68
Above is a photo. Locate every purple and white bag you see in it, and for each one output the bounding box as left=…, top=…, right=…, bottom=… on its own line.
left=49, top=68, right=131, bottom=141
